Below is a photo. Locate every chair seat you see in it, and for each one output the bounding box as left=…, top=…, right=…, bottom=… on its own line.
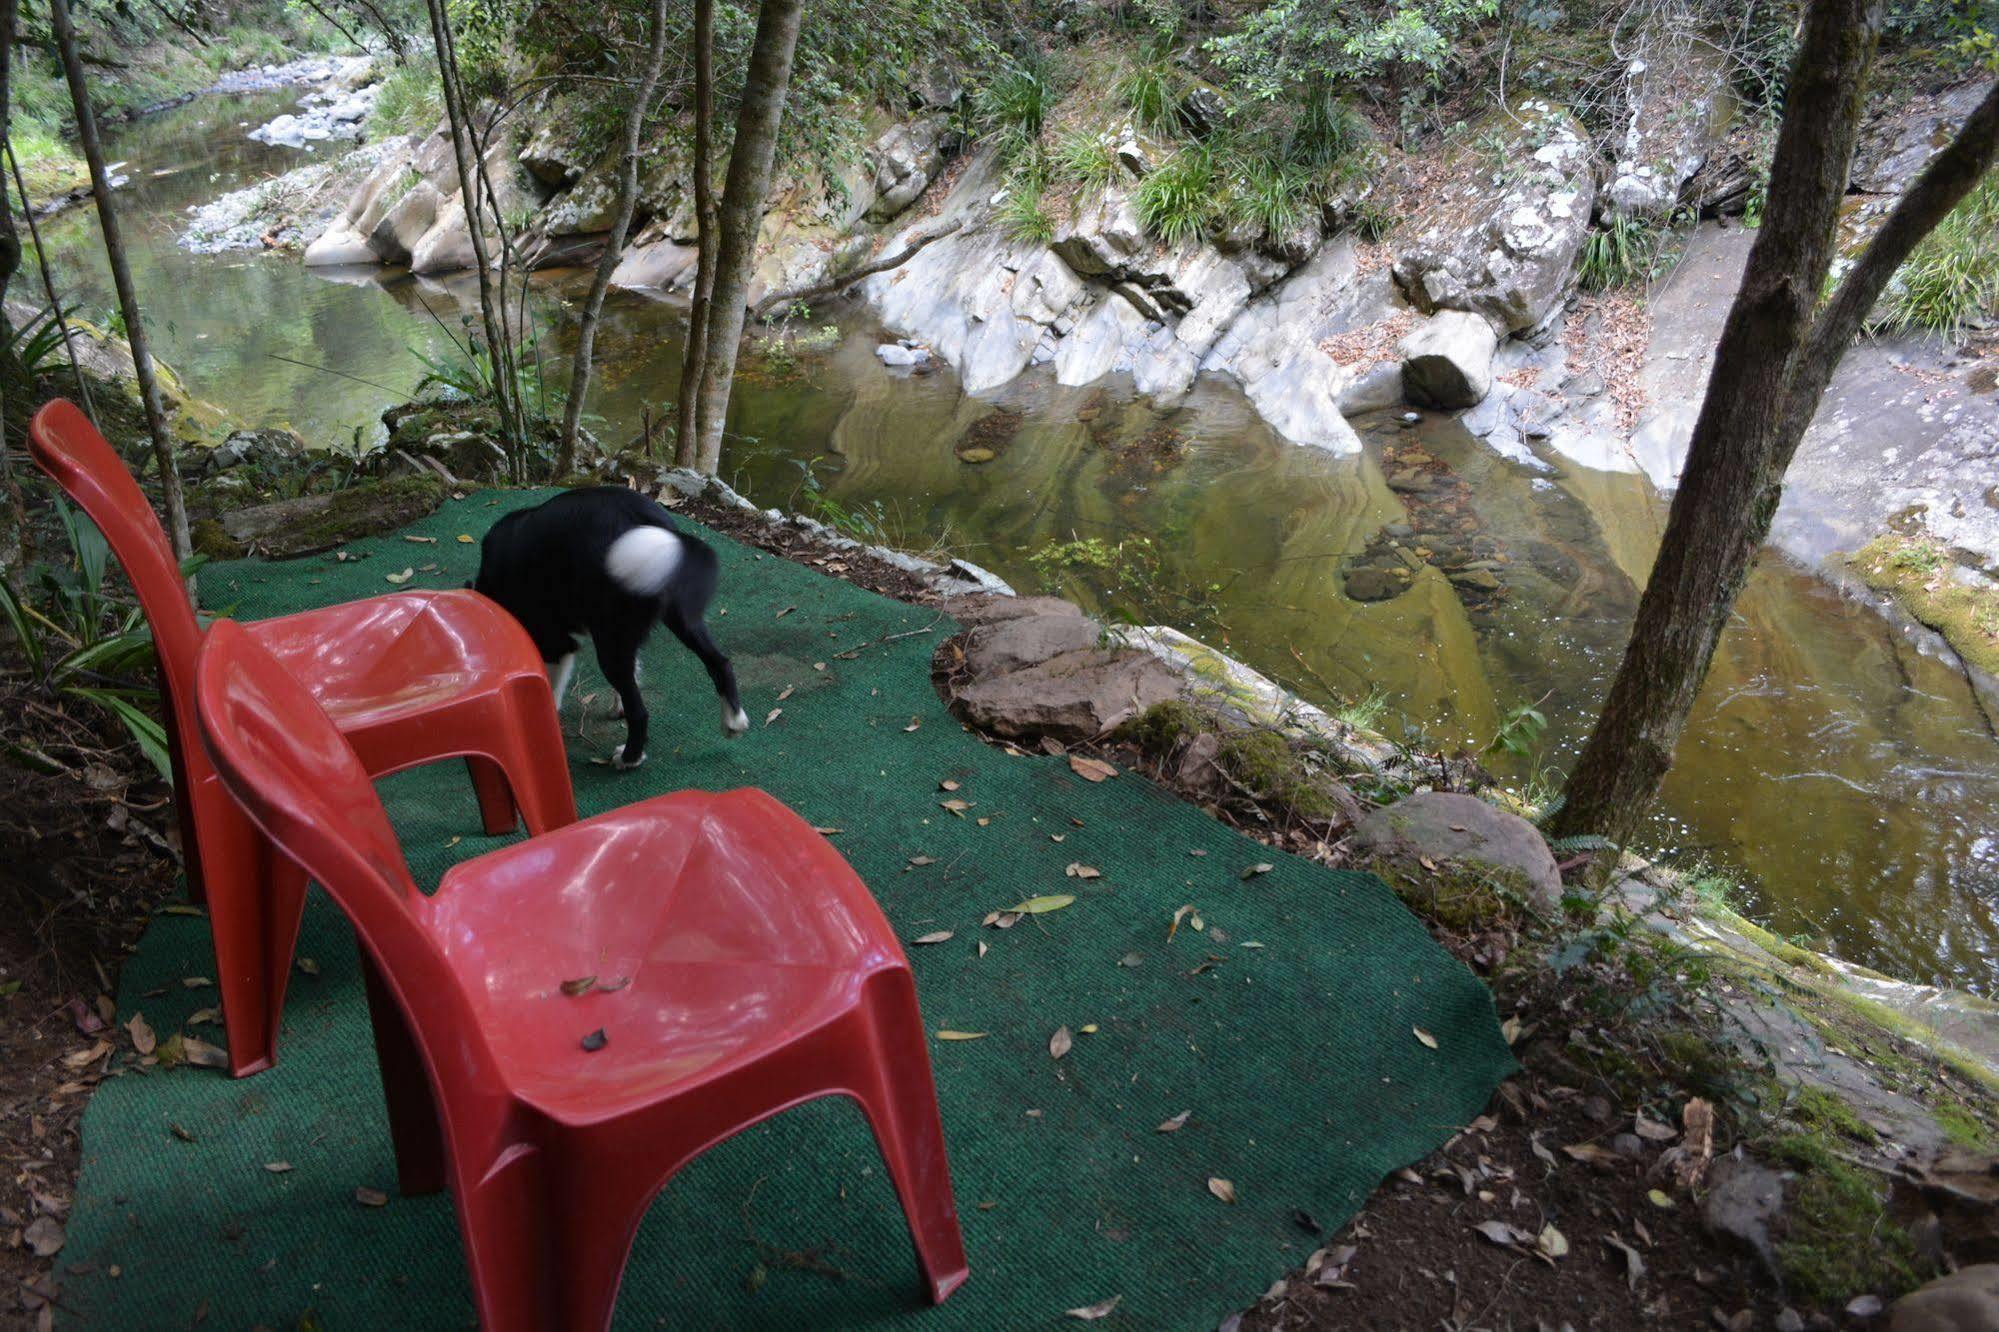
left=249, top=590, right=541, bottom=734
left=424, top=789, right=903, bottom=1117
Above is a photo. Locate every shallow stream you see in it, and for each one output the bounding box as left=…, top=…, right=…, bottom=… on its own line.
left=36, top=91, right=1999, bottom=991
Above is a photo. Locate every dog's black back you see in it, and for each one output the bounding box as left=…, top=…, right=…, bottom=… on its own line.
left=474, top=487, right=746, bottom=766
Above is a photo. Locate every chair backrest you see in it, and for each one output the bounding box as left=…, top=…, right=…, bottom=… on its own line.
left=194, top=619, right=497, bottom=1090
left=27, top=400, right=205, bottom=742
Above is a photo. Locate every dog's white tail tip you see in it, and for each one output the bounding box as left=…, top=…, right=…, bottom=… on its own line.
left=605, top=526, right=683, bottom=598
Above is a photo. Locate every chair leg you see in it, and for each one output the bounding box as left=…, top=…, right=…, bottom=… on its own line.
left=466, top=757, right=517, bottom=837
left=855, top=969, right=971, bottom=1305
left=206, top=823, right=308, bottom=1079
left=359, top=955, right=447, bottom=1197
left=455, top=1141, right=651, bottom=1332
left=488, top=685, right=579, bottom=835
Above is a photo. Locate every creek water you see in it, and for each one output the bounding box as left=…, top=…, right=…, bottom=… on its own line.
left=34, top=91, right=1999, bottom=991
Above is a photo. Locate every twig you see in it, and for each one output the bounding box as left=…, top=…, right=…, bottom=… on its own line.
left=748, top=220, right=964, bottom=321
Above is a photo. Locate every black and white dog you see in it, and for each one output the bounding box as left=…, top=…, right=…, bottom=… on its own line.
left=472, top=487, right=748, bottom=768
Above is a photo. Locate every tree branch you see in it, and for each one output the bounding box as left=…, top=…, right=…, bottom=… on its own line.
left=748, top=219, right=962, bottom=321
left=1788, top=77, right=1999, bottom=428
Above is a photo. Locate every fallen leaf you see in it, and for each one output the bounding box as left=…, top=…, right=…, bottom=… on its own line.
left=264, top=1161, right=293, bottom=1174
left=776, top=685, right=795, bottom=702
left=1080, top=1023, right=1098, bottom=1034
left=1065, top=863, right=1101, bottom=880
left=580, top=1028, right=608, bottom=1052
left=403, top=535, right=437, bottom=544
left=1537, top=1223, right=1569, bottom=1260
left=456, top=534, right=474, bottom=544
left=1500, top=1016, right=1524, bottom=1045
left=1562, top=1143, right=1624, bottom=1169
left=912, top=931, right=954, bottom=945
left=764, top=707, right=783, bottom=727
left=187, top=1006, right=220, bottom=1027
left=939, top=779, right=960, bottom=792
left=23, top=1216, right=64, bottom=1257
left=296, top=957, right=320, bottom=976
left=171, top=1123, right=194, bottom=1142
left=181, top=1037, right=228, bottom=1069
left=813, top=826, right=844, bottom=836
left=1008, top=894, right=1075, bottom=914
left=560, top=976, right=597, bottom=997
left=908, top=855, right=938, bottom=867
left=1413, top=1027, right=1438, bottom=1049
left=1118, top=952, right=1144, bottom=967
left=1473, top=1219, right=1525, bottom=1246
left=775, top=605, right=795, bottom=618
left=63, top=1040, right=111, bottom=1069
left=1846, top=1295, right=1884, bottom=1318
left=1646, top=1188, right=1675, bottom=1209
left=181, top=976, right=212, bottom=989
left=385, top=567, right=414, bottom=585
left=1168, top=904, right=1198, bottom=942
left=1677, top=1098, right=1716, bottom=1189
left=1050, top=1026, right=1073, bottom=1059
left=125, top=1012, right=156, bottom=1056
left=936, top=1030, right=987, bottom=1041
left=1207, top=1177, right=1238, bottom=1204
left=1157, top=1110, right=1191, bottom=1133
left=940, top=799, right=972, bottom=815
left=1065, top=1294, right=1122, bottom=1321
left=977, top=941, right=988, bottom=957
left=1604, top=1234, right=1646, bottom=1289
left=1241, top=863, right=1274, bottom=879
left=1418, top=855, right=1439, bottom=872
left=903, top=718, right=921, bottom=732
left=354, top=1187, right=389, bottom=1208
left=1633, top=1111, right=1676, bottom=1142
left=1050, top=833, right=1066, bottom=842
left=1068, top=755, right=1117, bottom=782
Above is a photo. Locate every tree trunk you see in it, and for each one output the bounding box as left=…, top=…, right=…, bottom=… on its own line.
left=49, top=0, right=194, bottom=576
left=673, top=0, right=716, bottom=470
left=421, top=0, right=522, bottom=469
left=557, top=0, right=670, bottom=474
left=689, top=0, right=803, bottom=475
left=1547, top=1, right=1999, bottom=843
left=0, top=0, right=24, bottom=560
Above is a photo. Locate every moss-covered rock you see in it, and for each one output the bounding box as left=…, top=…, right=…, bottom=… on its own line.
left=217, top=475, right=445, bottom=559
left=1848, top=534, right=1999, bottom=679
left=190, top=517, right=245, bottom=561
left=1770, top=1132, right=1931, bottom=1305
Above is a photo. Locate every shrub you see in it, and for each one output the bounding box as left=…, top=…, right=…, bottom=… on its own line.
left=367, top=59, right=444, bottom=140
left=1134, top=145, right=1217, bottom=246
left=1052, top=129, right=1121, bottom=193
left=1877, top=171, right=1999, bottom=338
left=1114, top=58, right=1182, bottom=134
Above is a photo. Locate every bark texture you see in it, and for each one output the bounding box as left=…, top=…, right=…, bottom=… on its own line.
left=688, top=0, right=803, bottom=475
left=49, top=0, right=193, bottom=572
left=1548, top=4, right=1999, bottom=842
left=673, top=0, right=717, bottom=469
left=558, top=0, right=671, bottom=472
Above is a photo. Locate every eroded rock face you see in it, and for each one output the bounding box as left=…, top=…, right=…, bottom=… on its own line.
left=1400, top=310, right=1498, bottom=409
left=867, top=117, right=948, bottom=222
left=1604, top=38, right=1731, bottom=219
left=1352, top=791, right=1562, bottom=913
left=1393, top=100, right=1595, bottom=335
left=955, top=647, right=1181, bottom=741
left=961, top=613, right=1103, bottom=677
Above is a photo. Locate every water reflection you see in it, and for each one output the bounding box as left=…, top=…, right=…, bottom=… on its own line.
left=40, top=92, right=1999, bottom=991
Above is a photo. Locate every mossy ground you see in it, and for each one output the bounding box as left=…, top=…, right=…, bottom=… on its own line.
left=1849, top=534, right=1999, bottom=679
left=1768, top=1132, right=1930, bottom=1305
left=1117, top=701, right=1356, bottom=827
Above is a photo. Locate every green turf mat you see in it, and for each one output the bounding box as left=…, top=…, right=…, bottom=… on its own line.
left=63, top=490, right=1512, bottom=1330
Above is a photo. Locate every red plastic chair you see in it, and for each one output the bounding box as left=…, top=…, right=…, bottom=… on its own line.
left=27, top=400, right=578, bottom=1078
left=192, top=618, right=970, bottom=1329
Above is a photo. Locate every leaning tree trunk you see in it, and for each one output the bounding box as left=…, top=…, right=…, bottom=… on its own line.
left=421, top=0, right=523, bottom=468
left=48, top=0, right=194, bottom=573
left=688, top=0, right=803, bottom=475
left=0, top=0, right=23, bottom=559
left=1547, top=1, right=1999, bottom=843
left=673, top=0, right=717, bottom=469
left=557, top=0, right=671, bottom=473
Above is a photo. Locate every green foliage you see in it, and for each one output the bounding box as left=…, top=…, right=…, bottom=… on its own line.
left=1205, top=0, right=1497, bottom=103
left=1134, top=144, right=1217, bottom=246
left=1226, top=155, right=1314, bottom=236
left=1052, top=130, right=1121, bottom=193
left=1114, top=58, right=1183, bottom=133
left=1877, top=170, right=1999, bottom=338
left=0, top=499, right=189, bottom=779
left=996, top=163, right=1054, bottom=243
left=974, top=59, right=1050, bottom=154
left=365, top=58, right=443, bottom=139
left=1578, top=213, right=1673, bottom=291
left=2, top=306, right=72, bottom=380
left=1291, top=86, right=1370, bottom=168
left=1769, top=1133, right=1929, bottom=1305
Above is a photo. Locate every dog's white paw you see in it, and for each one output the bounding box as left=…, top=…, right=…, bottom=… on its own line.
left=611, top=744, right=647, bottom=770
left=722, top=702, right=750, bottom=738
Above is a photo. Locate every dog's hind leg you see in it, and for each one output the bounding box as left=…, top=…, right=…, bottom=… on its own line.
left=664, top=603, right=748, bottom=738
left=593, top=630, right=651, bottom=768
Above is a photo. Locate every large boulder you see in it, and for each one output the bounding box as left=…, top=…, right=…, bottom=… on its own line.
left=954, top=647, right=1180, bottom=743
left=517, top=95, right=594, bottom=188
left=866, top=117, right=948, bottom=222
left=1352, top=791, right=1562, bottom=915
left=1889, top=1264, right=1999, bottom=1331
left=1393, top=100, right=1595, bottom=335
left=1400, top=310, right=1498, bottom=409
left=368, top=179, right=442, bottom=266
left=961, top=612, right=1103, bottom=677
left=1604, top=38, right=1732, bottom=219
